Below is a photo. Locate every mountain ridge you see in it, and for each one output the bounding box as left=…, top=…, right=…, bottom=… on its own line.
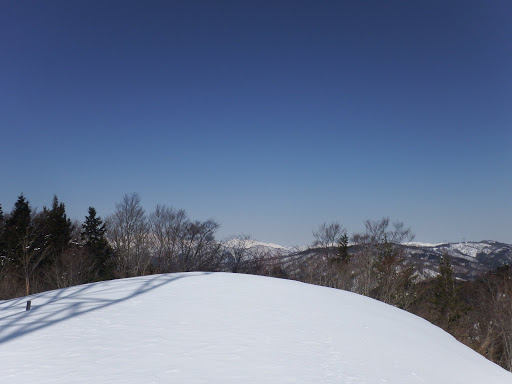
left=243, top=240, right=512, bottom=280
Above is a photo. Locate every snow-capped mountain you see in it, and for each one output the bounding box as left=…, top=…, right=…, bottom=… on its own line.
left=222, top=238, right=294, bottom=252
left=244, top=240, right=512, bottom=280
left=403, top=240, right=512, bottom=280
left=1, top=272, right=510, bottom=383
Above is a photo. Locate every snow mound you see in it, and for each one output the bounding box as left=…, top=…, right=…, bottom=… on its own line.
left=1, top=273, right=510, bottom=383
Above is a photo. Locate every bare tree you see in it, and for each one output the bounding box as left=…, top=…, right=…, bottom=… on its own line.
left=312, top=222, right=345, bottom=258
left=223, top=234, right=253, bottom=273
left=357, top=217, right=414, bottom=245
left=148, top=204, right=188, bottom=272
left=178, top=219, right=223, bottom=272
left=47, top=245, right=95, bottom=289
left=10, top=210, right=53, bottom=296
left=18, top=226, right=44, bottom=295
left=147, top=203, right=223, bottom=273
left=467, top=268, right=512, bottom=371
left=249, top=247, right=288, bottom=278
left=106, top=193, right=151, bottom=277
left=309, top=222, right=353, bottom=289
left=351, top=217, right=415, bottom=306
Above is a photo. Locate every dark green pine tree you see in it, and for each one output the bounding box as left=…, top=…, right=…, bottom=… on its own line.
left=81, top=207, right=114, bottom=281
left=4, top=195, right=32, bottom=269
left=39, top=195, right=72, bottom=265
left=337, top=232, right=350, bottom=264
left=4, top=194, right=37, bottom=294
left=0, top=204, right=5, bottom=256
left=433, top=254, right=467, bottom=328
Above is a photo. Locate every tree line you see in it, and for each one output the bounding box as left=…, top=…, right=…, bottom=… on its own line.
left=0, top=194, right=112, bottom=297
left=0, top=194, right=511, bottom=371
left=295, top=220, right=512, bottom=372
left=0, top=193, right=227, bottom=298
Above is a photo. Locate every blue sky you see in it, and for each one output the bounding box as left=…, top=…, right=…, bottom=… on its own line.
left=1, top=1, right=511, bottom=246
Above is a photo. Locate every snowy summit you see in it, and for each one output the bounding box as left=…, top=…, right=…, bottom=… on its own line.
left=1, top=273, right=511, bottom=383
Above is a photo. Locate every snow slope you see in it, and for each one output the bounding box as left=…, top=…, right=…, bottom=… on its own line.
left=1, top=273, right=511, bottom=383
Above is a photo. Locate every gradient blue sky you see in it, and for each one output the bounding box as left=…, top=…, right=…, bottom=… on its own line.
left=1, top=1, right=511, bottom=246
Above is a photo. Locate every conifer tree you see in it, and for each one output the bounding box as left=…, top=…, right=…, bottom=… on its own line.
left=0, top=204, right=5, bottom=256
left=337, top=232, right=350, bottom=264
left=4, top=194, right=40, bottom=294
left=4, top=195, right=32, bottom=270
left=41, top=195, right=72, bottom=262
left=24, top=195, right=74, bottom=291
left=433, top=254, right=467, bottom=328
left=81, top=207, right=114, bottom=280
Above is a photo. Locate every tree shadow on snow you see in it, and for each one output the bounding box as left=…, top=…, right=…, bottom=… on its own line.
left=0, top=272, right=209, bottom=344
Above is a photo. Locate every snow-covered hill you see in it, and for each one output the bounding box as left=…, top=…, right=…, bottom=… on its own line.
left=1, top=273, right=510, bottom=383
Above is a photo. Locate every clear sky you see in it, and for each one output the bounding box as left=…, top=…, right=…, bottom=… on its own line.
left=1, top=1, right=511, bottom=246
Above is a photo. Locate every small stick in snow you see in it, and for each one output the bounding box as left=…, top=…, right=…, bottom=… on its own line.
left=26, top=301, right=31, bottom=311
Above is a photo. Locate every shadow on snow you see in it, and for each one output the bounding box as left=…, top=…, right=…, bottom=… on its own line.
left=0, top=272, right=209, bottom=344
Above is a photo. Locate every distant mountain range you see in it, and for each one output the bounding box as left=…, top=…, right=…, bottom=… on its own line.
left=400, top=240, right=512, bottom=280
left=239, top=240, right=512, bottom=281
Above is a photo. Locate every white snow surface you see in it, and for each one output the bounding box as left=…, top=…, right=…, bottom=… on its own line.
left=450, top=242, right=493, bottom=257
left=222, top=238, right=290, bottom=251
left=406, top=241, right=446, bottom=247
left=1, top=273, right=511, bottom=383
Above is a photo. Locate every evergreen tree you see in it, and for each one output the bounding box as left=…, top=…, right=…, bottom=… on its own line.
left=337, top=232, right=350, bottom=264
left=0, top=204, right=5, bottom=256
left=3, top=194, right=41, bottom=294
left=433, top=254, right=467, bottom=328
left=0, top=204, right=6, bottom=293
left=42, top=195, right=72, bottom=262
left=81, top=207, right=114, bottom=280
left=4, top=195, right=32, bottom=270
left=24, top=195, right=73, bottom=291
